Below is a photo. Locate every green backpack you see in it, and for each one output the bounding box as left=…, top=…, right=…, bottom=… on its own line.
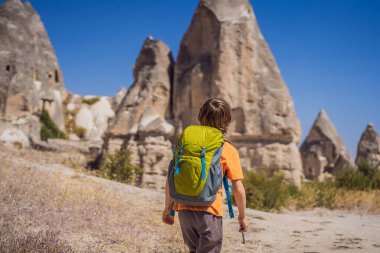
left=168, top=125, right=234, bottom=218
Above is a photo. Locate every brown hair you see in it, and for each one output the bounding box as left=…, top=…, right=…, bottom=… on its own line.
left=198, top=98, right=231, bottom=134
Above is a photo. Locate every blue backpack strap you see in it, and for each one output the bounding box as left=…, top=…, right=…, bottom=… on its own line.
left=200, top=148, right=206, bottom=179
left=175, top=145, right=184, bottom=174
left=223, top=175, right=234, bottom=218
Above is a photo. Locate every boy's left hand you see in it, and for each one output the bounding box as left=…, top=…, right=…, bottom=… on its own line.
left=162, top=208, right=175, bottom=225
left=238, top=215, right=248, bottom=232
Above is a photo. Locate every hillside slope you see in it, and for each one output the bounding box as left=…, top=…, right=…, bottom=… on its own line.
left=0, top=146, right=379, bottom=252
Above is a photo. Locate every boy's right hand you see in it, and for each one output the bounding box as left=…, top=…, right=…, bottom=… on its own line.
left=162, top=208, right=175, bottom=225
left=238, top=215, right=248, bottom=232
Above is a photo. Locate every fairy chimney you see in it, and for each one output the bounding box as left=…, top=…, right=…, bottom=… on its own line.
left=356, top=123, right=380, bottom=168
left=300, top=110, right=353, bottom=181
left=173, top=0, right=303, bottom=186
left=0, top=0, right=66, bottom=140
left=103, top=37, right=175, bottom=190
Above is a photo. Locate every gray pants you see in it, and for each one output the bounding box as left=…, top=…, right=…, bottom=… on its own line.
left=178, top=210, right=223, bottom=253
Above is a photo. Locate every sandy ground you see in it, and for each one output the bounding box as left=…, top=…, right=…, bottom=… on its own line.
left=0, top=146, right=379, bottom=252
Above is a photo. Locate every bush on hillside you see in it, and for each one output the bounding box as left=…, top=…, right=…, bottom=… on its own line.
left=99, top=149, right=143, bottom=184
left=82, top=97, right=100, bottom=105
left=336, top=162, right=380, bottom=191
left=73, top=126, right=87, bottom=139
left=243, top=162, right=380, bottom=212
left=40, top=109, right=66, bottom=141
left=290, top=179, right=337, bottom=209
left=243, top=171, right=298, bottom=211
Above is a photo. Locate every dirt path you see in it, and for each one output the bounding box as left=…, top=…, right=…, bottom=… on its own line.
left=0, top=147, right=379, bottom=252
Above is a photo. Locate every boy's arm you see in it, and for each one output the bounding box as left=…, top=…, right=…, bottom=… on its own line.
left=162, top=177, right=175, bottom=225
left=164, top=177, right=173, bottom=211
left=232, top=179, right=248, bottom=232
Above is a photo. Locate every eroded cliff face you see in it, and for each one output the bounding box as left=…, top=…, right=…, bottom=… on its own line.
left=173, top=0, right=303, bottom=186
left=301, top=110, right=353, bottom=181
left=0, top=0, right=66, bottom=142
left=356, top=123, right=380, bottom=168
left=103, top=37, right=175, bottom=190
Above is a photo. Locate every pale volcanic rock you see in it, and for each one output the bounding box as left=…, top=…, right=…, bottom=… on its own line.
left=111, top=87, right=127, bottom=111
left=75, top=106, right=94, bottom=139
left=300, top=110, right=353, bottom=181
left=0, top=127, right=30, bottom=148
left=108, top=37, right=174, bottom=137
left=103, top=37, right=175, bottom=189
left=0, top=0, right=66, bottom=131
left=173, top=0, right=302, bottom=185
left=127, top=135, right=173, bottom=191
left=64, top=93, right=116, bottom=141
left=356, top=123, right=380, bottom=168
left=138, top=107, right=174, bottom=136
left=89, top=97, right=115, bottom=141
left=73, top=97, right=115, bottom=141
left=66, top=102, right=76, bottom=112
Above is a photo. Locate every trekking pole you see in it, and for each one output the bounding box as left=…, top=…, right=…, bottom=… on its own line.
left=241, top=231, right=245, bottom=244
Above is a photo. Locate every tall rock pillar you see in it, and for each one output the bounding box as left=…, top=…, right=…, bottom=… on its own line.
left=0, top=0, right=66, bottom=141
left=300, top=110, right=353, bottom=181
left=104, top=37, right=175, bottom=190
left=356, top=123, right=380, bottom=168
left=173, top=0, right=303, bottom=186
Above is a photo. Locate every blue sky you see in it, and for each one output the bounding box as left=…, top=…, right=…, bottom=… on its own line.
left=2, top=0, right=379, bottom=157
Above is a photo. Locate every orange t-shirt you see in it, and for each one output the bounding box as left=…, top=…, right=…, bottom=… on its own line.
left=173, top=141, right=244, bottom=217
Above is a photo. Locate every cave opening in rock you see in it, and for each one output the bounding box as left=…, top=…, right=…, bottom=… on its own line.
left=48, top=72, right=53, bottom=84
left=230, top=107, right=245, bottom=134
left=323, top=166, right=333, bottom=174
left=54, top=69, right=59, bottom=83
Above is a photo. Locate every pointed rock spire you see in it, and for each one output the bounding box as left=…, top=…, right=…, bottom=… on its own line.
left=3, top=0, right=23, bottom=8
left=174, top=0, right=301, bottom=142
left=300, top=110, right=353, bottom=181
left=0, top=0, right=65, bottom=130
left=173, top=0, right=302, bottom=186
left=356, top=123, right=380, bottom=168
left=103, top=37, right=175, bottom=190
left=108, top=37, right=174, bottom=136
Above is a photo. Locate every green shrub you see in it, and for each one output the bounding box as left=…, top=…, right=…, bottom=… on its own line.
left=371, top=171, right=380, bottom=189
left=315, top=179, right=337, bottom=208
left=40, top=109, right=66, bottom=141
left=290, top=181, right=318, bottom=209
left=243, top=165, right=380, bottom=212
left=82, top=97, right=100, bottom=105
left=336, top=162, right=380, bottom=191
left=291, top=180, right=337, bottom=209
left=99, top=149, right=143, bottom=184
left=73, top=126, right=87, bottom=139
left=243, top=171, right=297, bottom=211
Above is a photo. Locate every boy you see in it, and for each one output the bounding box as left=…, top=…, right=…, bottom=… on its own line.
left=162, top=98, right=248, bottom=253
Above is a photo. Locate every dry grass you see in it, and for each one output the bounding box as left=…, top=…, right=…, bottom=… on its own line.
left=332, top=188, right=380, bottom=213
left=1, top=145, right=379, bottom=252
left=285, top=182, right=380, bottom=214
left=0, top=146, right=186, bottom=252
left=0, top=228, right=74, bottom=253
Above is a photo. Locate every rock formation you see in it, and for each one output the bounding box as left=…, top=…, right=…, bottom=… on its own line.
left=111, top=87, right=127, bottom=111
left=0, top=127, right=30, bottom=148
left=0, top=0, right=66, bottom=141
left=300, top=110, right=353, bottom=181
left=103, top=37, right=175, bottom=190
left=356, top=123, right=380, bottom=168
left=173, top=0, right=302, bottom=186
